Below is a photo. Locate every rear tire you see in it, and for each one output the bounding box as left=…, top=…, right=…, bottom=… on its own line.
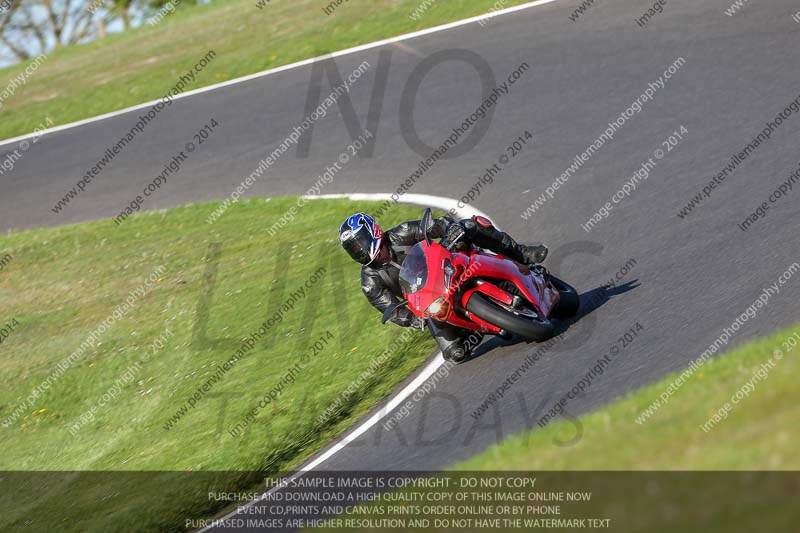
left=550, top=276, right=580, bottom=320
left=466, top=293, right=555, bottom=342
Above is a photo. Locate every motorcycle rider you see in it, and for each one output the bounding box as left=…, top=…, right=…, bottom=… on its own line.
left=339, top=212, right=548, bottom=363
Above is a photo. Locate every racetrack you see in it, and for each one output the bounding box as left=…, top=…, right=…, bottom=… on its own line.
left=3, top=0, right=800, bottom=522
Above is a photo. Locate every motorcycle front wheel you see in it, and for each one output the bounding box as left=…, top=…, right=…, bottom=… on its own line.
left=466, top=292, right=555, bottom=342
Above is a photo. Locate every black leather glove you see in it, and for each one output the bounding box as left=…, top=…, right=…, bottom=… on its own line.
left=391, top=308, right=426, bottom=329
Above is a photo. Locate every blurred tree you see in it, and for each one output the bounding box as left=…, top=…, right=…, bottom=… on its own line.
left=148, top=0, right=202, bottom=8
left=109, top=0, right=137, bottom=30
left=1, top=0, right=105, bottom=60
left=0, top=1, right=26, bottom=61
left=0, top=0, right=204, bottom=64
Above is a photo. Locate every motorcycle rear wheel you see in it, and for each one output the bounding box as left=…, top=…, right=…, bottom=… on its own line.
left=466, top=293, right=555, bottom=342
left=549, top=275, right=580, bottom=320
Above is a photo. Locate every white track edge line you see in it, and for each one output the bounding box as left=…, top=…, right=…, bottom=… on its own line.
left=0, top=0, right=561, bottom=148
left=199, top=193, right=490, bottom=531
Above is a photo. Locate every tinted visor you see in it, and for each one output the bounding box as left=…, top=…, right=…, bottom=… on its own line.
left=342, top=227, right=374, bottom=265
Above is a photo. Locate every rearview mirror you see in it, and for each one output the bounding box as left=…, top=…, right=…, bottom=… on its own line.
left=420, top=208, right=433, bottom=246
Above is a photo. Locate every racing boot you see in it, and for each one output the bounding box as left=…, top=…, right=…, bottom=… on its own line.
left=428, top=320, right=487, bottom=363
left=462, top=215, right=548, bottom=265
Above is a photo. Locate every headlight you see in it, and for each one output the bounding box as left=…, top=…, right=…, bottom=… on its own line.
left=425, top=297, right=449, bottom=318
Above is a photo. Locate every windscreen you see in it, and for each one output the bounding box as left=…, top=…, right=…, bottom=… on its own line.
left=399, top=243, right=428, bottom=294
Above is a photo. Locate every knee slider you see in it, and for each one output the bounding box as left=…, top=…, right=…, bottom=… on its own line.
left=443, top=344, right=466, bottom=362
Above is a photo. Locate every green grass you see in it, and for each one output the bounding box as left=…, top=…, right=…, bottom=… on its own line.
left=0, top=0, right=534, bottom=141
left=329, top=328, right=800, bottom=533
left=0, top=197, right=436, bottom=531
left=456, top=325, right=800, bottom=470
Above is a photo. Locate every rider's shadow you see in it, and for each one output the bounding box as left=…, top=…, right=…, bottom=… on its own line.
left=557, top=279, right=641, bottom=332
left=464, top=279, right=641, bottom=362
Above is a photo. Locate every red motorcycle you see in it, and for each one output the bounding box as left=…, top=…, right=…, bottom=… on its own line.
left=382, top=209, right=580, bottom=342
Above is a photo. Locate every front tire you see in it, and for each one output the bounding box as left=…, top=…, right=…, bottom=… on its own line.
left=466, top=293, right=555, bottom=342
left=550, top=276, right=580, bottom=320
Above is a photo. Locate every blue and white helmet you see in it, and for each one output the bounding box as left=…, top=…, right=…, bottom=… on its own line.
left=339, top=213, right=384, bottom=265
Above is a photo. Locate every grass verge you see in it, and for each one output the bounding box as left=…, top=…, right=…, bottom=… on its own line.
left=0, top=0, right=535, bottom=141
left=456, top=325, right=800, bottom=470
left=329, top=327, right=800, bottom=532
left=0, top=197, right=435, bottom=531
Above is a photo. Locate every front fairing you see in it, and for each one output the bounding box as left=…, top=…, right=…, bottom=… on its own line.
left=399, top=242, right=558, bottom=324
left=400, top=241, right=450, bottom=318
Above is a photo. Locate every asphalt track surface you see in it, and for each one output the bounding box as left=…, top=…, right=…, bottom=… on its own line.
left=4, top=0, right=800, bottom=525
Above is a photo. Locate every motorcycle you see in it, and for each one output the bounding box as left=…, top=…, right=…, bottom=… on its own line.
left=382, top=208, right=580, bottom=342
